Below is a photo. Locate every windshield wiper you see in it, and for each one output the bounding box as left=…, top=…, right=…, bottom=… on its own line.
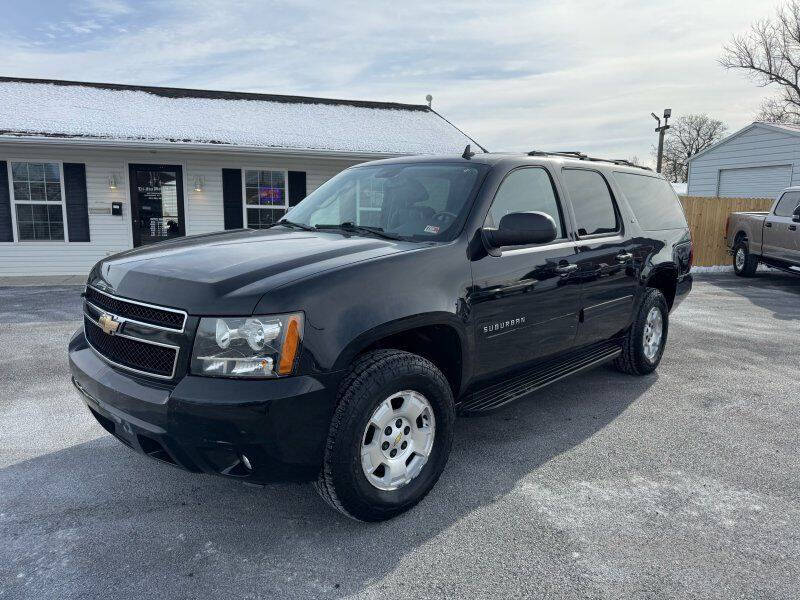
left=268, top=219, right=316, bottom=232
left=314, top=222, right=408, bottom=241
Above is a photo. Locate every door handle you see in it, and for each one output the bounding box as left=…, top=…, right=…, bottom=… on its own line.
left=616, top=252, right=634, bottom=262
left=765, top=222, right=773, bottom=228
left=555, top=263, right=578, bottom=274
left=790, top=225, right=798, bottom=231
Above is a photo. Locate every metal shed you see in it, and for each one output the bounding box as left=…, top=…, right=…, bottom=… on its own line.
left=687, top=122, right=800, bottom=198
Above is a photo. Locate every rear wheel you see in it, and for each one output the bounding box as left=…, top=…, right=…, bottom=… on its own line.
left=733, top=241, right=758, bottom=277
left=315, top=349, right=454, bottom=521
left=613, top=288, right=669, bottom=375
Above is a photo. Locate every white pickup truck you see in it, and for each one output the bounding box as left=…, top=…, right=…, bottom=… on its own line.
left=726, top=187, right=800, bottom=276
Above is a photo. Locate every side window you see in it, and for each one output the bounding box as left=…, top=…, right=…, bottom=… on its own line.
left=562, top=169, right=619, bottom=237
left=612, top=171, right=687, bottom=230
left=485, top=168, right=564, bottom=238
left=774, top=191, right=800, bottom=217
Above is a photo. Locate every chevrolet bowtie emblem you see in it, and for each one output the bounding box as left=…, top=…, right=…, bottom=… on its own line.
left=98, top=313, right=121, bottom=335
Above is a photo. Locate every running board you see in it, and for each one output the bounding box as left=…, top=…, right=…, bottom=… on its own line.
left=459, top=341, right=622, bottom=414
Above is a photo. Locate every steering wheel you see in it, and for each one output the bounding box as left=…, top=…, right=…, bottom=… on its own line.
left=432, top=211, right=458, bottom=223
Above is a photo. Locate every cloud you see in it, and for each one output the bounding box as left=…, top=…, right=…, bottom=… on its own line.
left=0, top=0, right=778, bottom=162
left=80, top=0, right=133, bottom=17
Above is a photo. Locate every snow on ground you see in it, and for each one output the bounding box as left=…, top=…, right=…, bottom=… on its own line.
left=0, top=81, right=475, bottom=155
left=671, top=182, right=687, bottom=195
left=692, top=265, right=734, bottom=273
left=691, top=264, right=786, bottom=273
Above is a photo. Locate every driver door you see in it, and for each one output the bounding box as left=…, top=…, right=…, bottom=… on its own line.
left=470, top=167, right=581, bottom=380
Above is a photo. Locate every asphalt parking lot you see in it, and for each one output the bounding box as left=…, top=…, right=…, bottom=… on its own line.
left=1, top=272, right=799, bottom=600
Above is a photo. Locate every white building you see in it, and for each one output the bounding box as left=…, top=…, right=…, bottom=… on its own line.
left=687, top=121, right=800, bottom=198
left=0, top=77, right=481, bottom=276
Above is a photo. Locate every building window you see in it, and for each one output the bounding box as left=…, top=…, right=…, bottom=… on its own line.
left=10, top=161, right=65, bottom=241
left=356, top=178, right=384, bottom=227
left=244, top=169, right=287, bottom=229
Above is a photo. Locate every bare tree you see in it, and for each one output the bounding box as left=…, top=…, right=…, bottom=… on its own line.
left=720, top=1, right=800, bottom=123
left=653, top=114, right=727, bottom=183
left=756, top=95, right=800, bottom=122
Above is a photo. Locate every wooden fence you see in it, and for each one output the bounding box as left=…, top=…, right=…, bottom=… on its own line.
left=679, top=196, right=774, bottom=267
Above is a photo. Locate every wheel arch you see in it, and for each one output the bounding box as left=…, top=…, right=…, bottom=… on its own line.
left=734, top=229, right=749, bottom=246
left=644, top=265, right=678, bottom=310
left=332, top=314, right=468, bottom=399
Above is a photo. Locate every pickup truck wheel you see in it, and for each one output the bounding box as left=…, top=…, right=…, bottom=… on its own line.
left=315, top=349, right=455, bottom=522
left=733, top=242, right=758, bottom=277
left=613, top=288, right=668, bottom=376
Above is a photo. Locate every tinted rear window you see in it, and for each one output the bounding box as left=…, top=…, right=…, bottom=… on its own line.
left=562, top=169, right=620, bottom=236
left=613, top=172, right=688, bottom=230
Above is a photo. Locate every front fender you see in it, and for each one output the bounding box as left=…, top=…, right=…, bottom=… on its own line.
left=331, top=311, right=469, bottom=372
left=252, top=242, right=474, bottom=378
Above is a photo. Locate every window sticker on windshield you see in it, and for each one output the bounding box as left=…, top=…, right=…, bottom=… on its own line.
left=424, top=225, right=440, bottom=234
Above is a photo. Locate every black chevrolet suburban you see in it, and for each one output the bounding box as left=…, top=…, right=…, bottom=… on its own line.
left=69, top=150, right=692, bottom=521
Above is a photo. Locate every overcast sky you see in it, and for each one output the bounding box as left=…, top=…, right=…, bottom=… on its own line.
left=0, top=0, right=781, bottom=163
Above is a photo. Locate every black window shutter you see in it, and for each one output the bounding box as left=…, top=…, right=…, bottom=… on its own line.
left=288, top=171, right=307, bottom=206
left=222, top=168, right=243, bottom=229
left=0, top=161, right=11, bottom=242
left=63, top=163, right=90, bottom=242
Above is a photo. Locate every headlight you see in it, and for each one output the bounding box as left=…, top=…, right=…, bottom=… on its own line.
left=191, top=313, right=303, bottom=378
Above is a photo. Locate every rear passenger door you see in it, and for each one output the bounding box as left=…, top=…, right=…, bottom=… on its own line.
left=764, top=191, right=800, bottom=264
left=561, top=168, right=638, bottom=347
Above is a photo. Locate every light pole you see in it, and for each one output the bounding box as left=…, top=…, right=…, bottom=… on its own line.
left=652, top=108, right=671, bottom=173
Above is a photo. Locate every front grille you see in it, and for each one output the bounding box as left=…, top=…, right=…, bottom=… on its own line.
left=84, top=316, right=177, bottom=378
left=85, top=286, right=185, bottom=331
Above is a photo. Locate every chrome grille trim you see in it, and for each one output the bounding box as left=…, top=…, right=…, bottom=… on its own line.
left=83, top=310, right=180, bottom=380
left=86, top=285, right=188, bottom=333
left=84, top=299, right=180, bottom=334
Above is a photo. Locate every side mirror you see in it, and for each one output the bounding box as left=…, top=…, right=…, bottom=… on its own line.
left=481, top=211, right=558, bottom=256
left=793, top=205, right=800, bottom=222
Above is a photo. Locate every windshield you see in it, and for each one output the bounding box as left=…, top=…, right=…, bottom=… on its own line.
left=283, top=163, right=486, bottom=241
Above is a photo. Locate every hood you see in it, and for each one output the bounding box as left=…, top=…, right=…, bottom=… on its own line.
left=88, top=228, right=417, bottom=314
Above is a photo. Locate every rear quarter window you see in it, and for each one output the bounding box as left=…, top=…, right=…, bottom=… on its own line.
left=613, top=171, right=688, bottom=231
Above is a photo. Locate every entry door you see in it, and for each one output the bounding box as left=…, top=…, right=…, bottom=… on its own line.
left=470, top=167, right=581, bottom=380
left=561, top=168, right=638, bottom=347
left=129, top=164, right=186, bottom=247
left=763, top=190, right=800, bottom=263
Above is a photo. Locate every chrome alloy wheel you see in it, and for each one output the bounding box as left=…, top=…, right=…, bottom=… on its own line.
left=642, top=306, right=664, bottom=362
left=735, top=247, right=746, bottom=271
left=360, top=390, right=435, bottom=491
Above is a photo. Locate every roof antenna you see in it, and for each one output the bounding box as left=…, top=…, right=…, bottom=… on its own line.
left=462, top=144, right=475, bottom=159
left=425, top=94, right=433, bottom=108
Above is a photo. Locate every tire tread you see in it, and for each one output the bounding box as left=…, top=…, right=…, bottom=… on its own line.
left=314, top=349, right=453, bottom=521
left=613, top=288, right=668, bottom=376
left=733, top=241, right=758, bottom=277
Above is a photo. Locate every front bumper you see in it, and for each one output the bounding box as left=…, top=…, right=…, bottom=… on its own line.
left=69, top=328, right=341, bottom=483
left=672, top=273, right=693, bottom=311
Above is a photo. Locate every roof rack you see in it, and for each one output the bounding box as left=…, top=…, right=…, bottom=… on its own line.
left=526, top=150, right=652, bottom=171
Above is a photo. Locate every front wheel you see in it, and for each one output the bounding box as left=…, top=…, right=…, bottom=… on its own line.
left=733, top=241, right=758, bottom=277
left=613, top=288, right=669, bottom=376
left=315, top=349, right=455, bottom=521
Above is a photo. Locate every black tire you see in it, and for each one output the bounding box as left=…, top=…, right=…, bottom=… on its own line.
left=315, top=349, right=455, bottom=522
left=613, top=288, right=669, bottom=376
left=733, top=241, right=758, bottom=277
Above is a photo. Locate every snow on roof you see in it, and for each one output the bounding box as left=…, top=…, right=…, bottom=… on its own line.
left=0, top=77, right=481, bottom=155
